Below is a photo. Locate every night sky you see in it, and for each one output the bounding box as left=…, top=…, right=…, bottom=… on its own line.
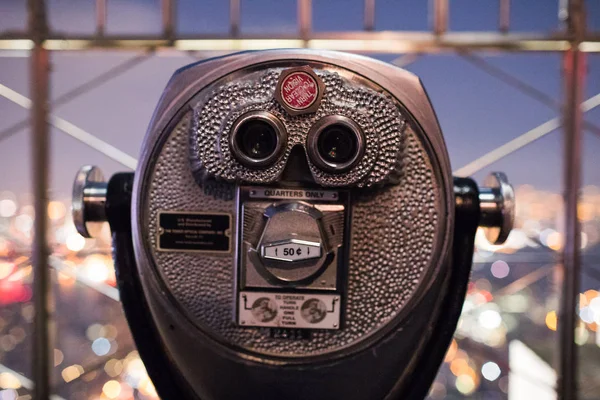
left=0, top=0, right=599, bottom=200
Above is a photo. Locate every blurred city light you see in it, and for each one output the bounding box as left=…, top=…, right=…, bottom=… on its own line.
left=65, top=233, right=86, bottom=252
left=481, top=361, right=502, bottom=381
left=491, top=260, right=510, bottom=279
left=47, top=201, right=66, bottom=221
left=102, top=380, right=121, bottom=399
left=0, top=200, right=17, bottom=218
left=92, top=338, right=111, bottom=357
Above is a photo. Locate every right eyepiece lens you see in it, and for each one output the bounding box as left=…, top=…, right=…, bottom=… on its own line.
left=317, top=124, right=358, bottom=164
left=308, top=116, right=364, bottom=173
left=236, top=120, right=278, bottom=160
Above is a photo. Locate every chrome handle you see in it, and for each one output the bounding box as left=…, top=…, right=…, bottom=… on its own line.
left=478, top=172, right=515, bottom=245
left=72, top=165, right=107, bottom=238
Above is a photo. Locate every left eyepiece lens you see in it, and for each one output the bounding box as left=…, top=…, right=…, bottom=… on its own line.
left=237, top=120, right=277, bottom=159
left=230, top=111, right=287, bottom=168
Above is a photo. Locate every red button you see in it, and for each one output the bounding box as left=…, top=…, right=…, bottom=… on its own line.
left=279, top=71, right=319, bottom=111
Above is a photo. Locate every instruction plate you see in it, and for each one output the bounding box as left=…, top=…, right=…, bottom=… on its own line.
left=238, top=291, right=341, bottom=330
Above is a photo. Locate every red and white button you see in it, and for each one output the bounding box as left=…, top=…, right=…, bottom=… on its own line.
left=275, top=66, right=324, bottom=115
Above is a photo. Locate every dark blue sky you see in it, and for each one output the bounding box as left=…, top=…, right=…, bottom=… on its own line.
left=0, top=0, right=599, bottom=200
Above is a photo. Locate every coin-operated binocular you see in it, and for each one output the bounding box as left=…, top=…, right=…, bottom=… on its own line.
left=72, top=50, right=514, bottom=400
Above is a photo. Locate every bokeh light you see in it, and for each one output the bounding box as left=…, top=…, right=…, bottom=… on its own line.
left=92, top=337, right=111, bottom=356
left=0, top=200, right=17, bottom=218
left=54, top=348, right=64, bottom=366
left=62, top=365, right=84, bottom=383
left=479, top=309, right=502, bottom=330
left=83, top=254, right=110, bottom=283
left=0, top=389, right=18, bottom=400
left=47, top=201, right=66, bottom=220
left=546, top=310, right=558, bottom=331
left=455, top=374, right=476, bottom=395
left=490, top=260, right=510, bottom=279
left=481, top=361, right=501, bottom=381
left=0, top=373, right=21, bottom=389
left=102, top=380, right=121, bottom=399
left=66, top=233, right=86, bottom=252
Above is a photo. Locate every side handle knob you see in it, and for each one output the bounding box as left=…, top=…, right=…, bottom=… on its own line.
left=478, top=172, right=515, bottom=245
left=72, top=165, right=108, bottom=238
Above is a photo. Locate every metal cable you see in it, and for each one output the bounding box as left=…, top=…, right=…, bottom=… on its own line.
left=0, top=83, right=138, bottom=169
left=459, top=52, right=600, bottom=137
left=454, top=92, right=600, bottom=176
left=390, top=54, right=421, bottom=68
left=0, top=364, right=66, bottom=400
left=49, top=256, right=120, bottom=301
left=0, top=52, right=152, bottom=143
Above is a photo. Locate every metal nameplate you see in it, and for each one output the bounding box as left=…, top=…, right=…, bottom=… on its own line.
left=157, top=211, right=231, bottom=253
left=238, top=291, right=341, bottom=330
left=248, top=187, right=339, bottom=201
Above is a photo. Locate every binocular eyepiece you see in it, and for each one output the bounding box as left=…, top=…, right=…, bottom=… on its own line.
left=230, top=111, right=287, bottom=168
left=72, top=50, right=514, bottom=400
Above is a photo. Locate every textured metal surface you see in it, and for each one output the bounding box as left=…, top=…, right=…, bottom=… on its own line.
left=189, top=68, right=406, bottom=188
left=141, top=63, right=444, bottom=356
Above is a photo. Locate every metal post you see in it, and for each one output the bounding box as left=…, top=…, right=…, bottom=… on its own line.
left=95, top=0, right=106, bottom=36
left=431, top=0, right=448, bottom=36
left=364, top=0, right=375, bottom=31
left=499, top=0, right=510, bottom=33
left=162, top=0, right=175, bottom=40
left=298, top=0, right=312, bottom=42
left=230, top=0, right=240, bottom=38
left=557, top=1, right=586, bottom=399
left=28, top=0, right=51, bottom=399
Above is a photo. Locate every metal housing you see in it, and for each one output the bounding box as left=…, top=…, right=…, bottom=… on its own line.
left=126, top=50, right=457, bottom=399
